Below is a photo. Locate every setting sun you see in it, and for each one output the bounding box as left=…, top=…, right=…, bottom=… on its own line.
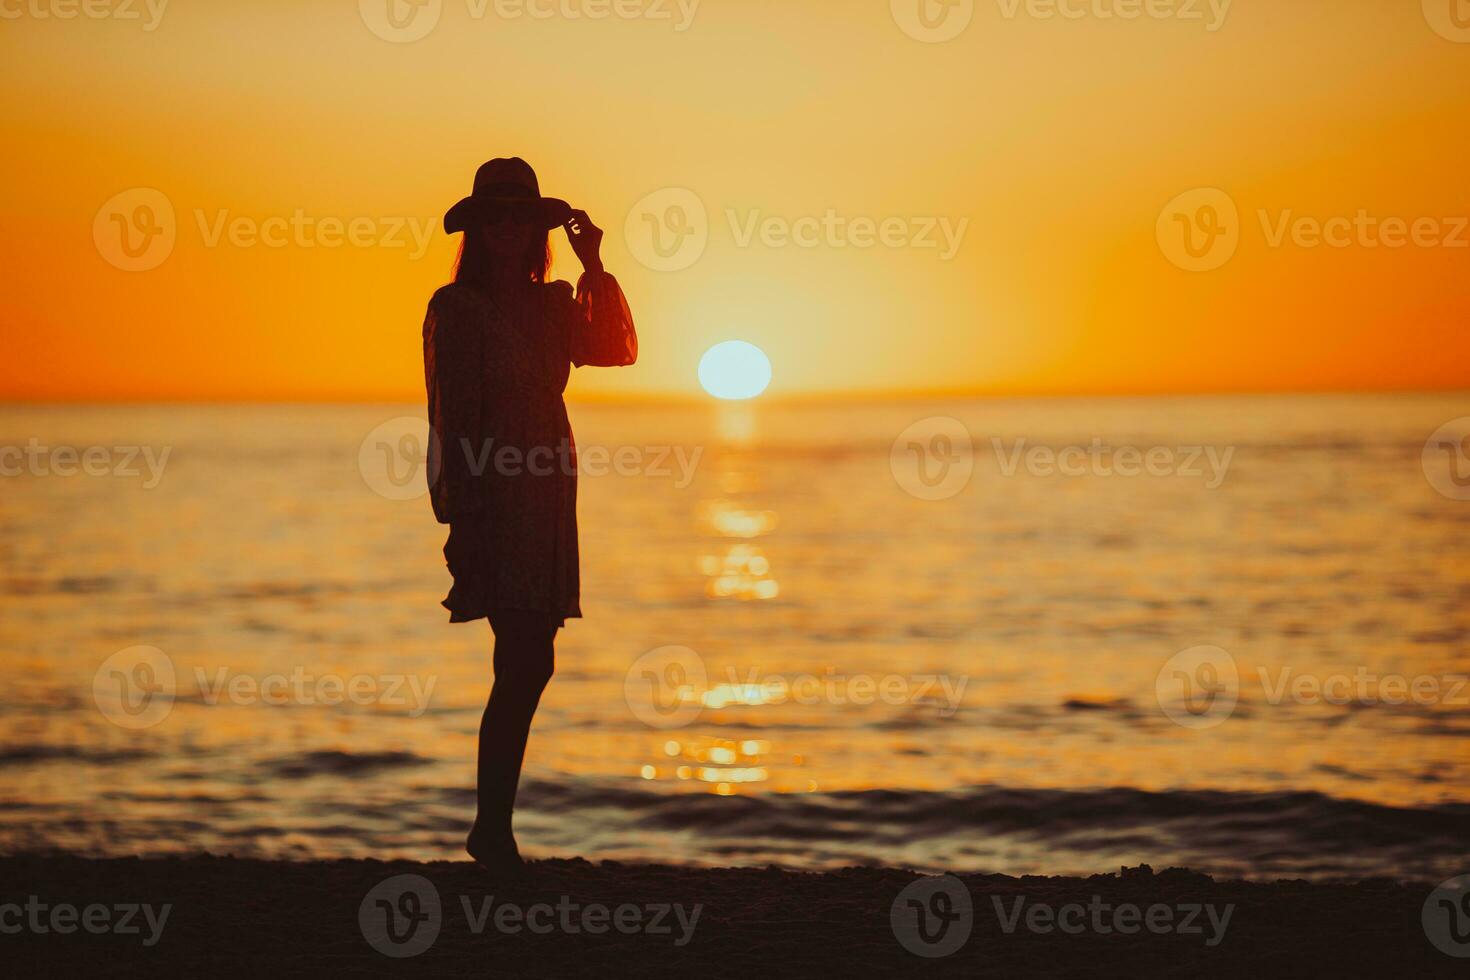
left=3, top=4, right=1469, bottom=974
left=698, top=341, right=772, bottom=401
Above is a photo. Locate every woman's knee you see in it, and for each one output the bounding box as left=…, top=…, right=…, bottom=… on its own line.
left=504, top=631, right=554, bottom=679
left=490, top=622, right=556, bottom=690
left=524, top=647, right=555, bottom=689
left=495, top=650, right=553, bottom=695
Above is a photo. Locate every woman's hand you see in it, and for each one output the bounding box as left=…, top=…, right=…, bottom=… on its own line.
left=564, top=209, right=604, bottom=275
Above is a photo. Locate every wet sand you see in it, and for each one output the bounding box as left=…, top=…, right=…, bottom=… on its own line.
left=0, top=854, right=1458, bottom=977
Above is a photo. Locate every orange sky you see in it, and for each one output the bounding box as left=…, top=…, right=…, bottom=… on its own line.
left=2, top=0, right=1468, bottom=401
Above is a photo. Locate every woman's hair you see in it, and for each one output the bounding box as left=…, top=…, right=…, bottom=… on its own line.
left=453, top=226, right=553, bottom=287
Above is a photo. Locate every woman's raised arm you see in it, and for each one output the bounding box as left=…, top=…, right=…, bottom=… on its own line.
left=569, top=270, right=638, bottom=368
left=423, top=285, right=485, bottom=523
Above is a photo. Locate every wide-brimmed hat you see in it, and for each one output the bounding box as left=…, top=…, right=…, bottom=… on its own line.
left=443, top=157, right=571, bottom=234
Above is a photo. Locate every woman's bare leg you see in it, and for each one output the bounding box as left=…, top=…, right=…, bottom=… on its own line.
left=468, top=610, right=557, bottom=870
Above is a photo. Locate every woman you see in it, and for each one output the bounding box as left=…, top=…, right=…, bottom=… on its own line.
left=423, top=157, right=637, bottom=873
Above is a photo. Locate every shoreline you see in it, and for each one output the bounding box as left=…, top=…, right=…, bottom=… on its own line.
left=1, top=854, right=1458, bottom=977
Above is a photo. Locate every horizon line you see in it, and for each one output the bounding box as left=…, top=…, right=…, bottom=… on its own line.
left=2, top=383, right=1469, bottom=407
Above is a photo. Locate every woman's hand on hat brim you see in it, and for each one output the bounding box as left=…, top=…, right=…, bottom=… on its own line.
left=564, top=209, right=604, bottom=274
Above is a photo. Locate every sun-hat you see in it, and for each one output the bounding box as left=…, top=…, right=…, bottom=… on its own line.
left=443, top=157, right=571, bottom=234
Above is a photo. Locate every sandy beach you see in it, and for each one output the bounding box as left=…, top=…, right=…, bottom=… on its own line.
left=1, top=854, right=1458, bottom=977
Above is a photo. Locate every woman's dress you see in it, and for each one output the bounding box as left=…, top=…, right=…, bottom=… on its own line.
left=422, top=271, right=637, bottom=624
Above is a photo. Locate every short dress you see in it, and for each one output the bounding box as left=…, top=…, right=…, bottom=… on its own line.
left=422, top=271, right=637, bottom=625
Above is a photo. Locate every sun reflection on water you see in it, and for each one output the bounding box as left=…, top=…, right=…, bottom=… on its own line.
left=699, top=405, right=781, bottom=602
left=638, top=733, right=818, bottom=795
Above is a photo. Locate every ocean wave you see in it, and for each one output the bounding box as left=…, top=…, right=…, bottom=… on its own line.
left=264, top=750, right=431, bottom=779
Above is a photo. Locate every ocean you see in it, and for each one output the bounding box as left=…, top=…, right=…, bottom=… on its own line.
left=2, top=394, right=1467, bottom=880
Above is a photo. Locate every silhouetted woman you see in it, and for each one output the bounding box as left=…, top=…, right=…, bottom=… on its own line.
left=423, top=158, right=637, bottom=873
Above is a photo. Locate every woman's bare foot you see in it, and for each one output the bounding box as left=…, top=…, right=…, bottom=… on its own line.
left=466, top=824, right=526, bottom=875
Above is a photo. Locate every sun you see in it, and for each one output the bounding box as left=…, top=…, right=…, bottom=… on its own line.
left=698, top=341, right=772, bottom=400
